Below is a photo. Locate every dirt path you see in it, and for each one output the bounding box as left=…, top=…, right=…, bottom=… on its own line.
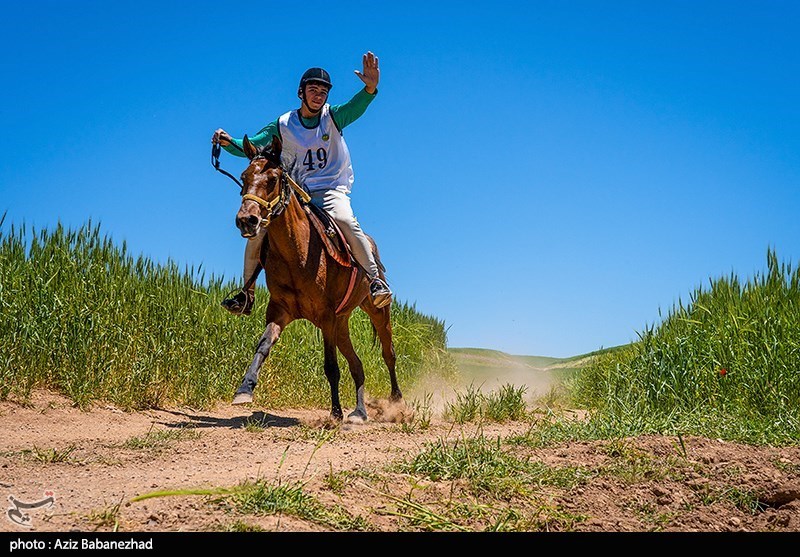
left=2, top=389, right=800, bottom=533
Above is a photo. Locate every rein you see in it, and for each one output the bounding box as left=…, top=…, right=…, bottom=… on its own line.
left=211, top=141, right=245, bottom=192
left=212, top=138, right=311, bottom=204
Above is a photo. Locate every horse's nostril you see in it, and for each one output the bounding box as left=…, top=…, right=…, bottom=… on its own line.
left=247, top=215, right=260, bottom=227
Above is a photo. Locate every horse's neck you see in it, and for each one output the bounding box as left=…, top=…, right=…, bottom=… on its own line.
left=264, top=197, right=313, bottom=266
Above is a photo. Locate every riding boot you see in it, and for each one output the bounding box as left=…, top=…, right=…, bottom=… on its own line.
left=221, top=231, right=263, bottom=316
left=369, top=276, right=393, bottom=309
left=221, top=289, right=254, bottom=316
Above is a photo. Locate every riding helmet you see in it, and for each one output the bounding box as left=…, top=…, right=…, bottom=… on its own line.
left=299, top=67, right=333, bottom=91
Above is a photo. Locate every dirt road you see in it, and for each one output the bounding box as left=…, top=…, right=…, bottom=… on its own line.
left=2, top=387, right=800, bottom=534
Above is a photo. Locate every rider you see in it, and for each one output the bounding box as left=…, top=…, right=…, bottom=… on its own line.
left=212, top=51, right=392, bottom=315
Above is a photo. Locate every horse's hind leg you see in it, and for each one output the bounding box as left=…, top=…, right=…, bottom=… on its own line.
left=361, top=303, right=402, bottom=402
left=335, top=317, right=368, bottom=423
left=232, top=305, right=290, bottom=405
left=322, top=328, right=344, bottom=421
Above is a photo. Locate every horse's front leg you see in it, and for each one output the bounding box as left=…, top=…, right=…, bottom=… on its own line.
left=232, top=305, right=290, bottom=405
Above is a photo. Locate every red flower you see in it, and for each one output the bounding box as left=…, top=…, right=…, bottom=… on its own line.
left=719, top=368, right=728, bottom=377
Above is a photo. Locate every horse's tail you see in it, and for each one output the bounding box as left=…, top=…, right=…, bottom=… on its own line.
left=370, top=320, right=379, bottom=347
left=367, top=236, right=383, bottom=348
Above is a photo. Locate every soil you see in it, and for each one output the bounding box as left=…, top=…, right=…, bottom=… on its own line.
left=2, top=387, right=800, bottom=535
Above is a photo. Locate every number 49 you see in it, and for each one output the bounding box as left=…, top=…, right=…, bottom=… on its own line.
left=303, top=148, right=328, bottom=171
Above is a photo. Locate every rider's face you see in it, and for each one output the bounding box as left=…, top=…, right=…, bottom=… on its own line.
left=304, top=84, right=329, bottom=110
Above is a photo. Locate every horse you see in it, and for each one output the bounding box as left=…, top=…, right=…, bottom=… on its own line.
left=229, top=134, right=403, bottom=423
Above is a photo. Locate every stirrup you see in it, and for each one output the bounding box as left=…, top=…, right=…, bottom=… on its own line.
left=370, top=278, right=392, bottom=309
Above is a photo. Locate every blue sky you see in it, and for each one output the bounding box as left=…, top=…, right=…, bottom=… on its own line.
left=1, top=1, right=798, bottom=358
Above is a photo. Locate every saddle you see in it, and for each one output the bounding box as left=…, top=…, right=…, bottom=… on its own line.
left=302, top=203, right=355, bottom=268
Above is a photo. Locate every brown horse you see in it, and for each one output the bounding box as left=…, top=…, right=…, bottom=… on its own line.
left=230, top=134, right=402, bottom=422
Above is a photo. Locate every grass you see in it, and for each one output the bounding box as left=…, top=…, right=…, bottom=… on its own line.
left=597, top=439, right=688, bottom=484
left=283, top=424, right=341, bottom=444
left=693, top=484, right=765, bottom=515
left=775, top=458, right=800, bottom=475
left=372, top=492, right=470, bottom=532
left=223, top=519, right=265, bottom=532
left=396, top=430, right=590, bottom=501
left=86, top=499, right=123, bottom=530
left=121, top=425, right=201, bottom=450
left=398, top=392, right=433, bottom=433
left=243, top=416, right=269, bottom=433
left=322, top=466, right=348, bottom=494
left=570, top=248, right=800, bottom=445
left=443, top=384, right=484, bottom=423
left=443, top=383, right=529, bottom=423
left=484, top=384, right=528, bottom=421
left=358, top=425, right=597, bottom=531
left=133, top=478, right=372, bottom=531
left=624, top=499, right=673, bottom=531
left=222, top=520, right=265, bottom=532
left=26, top=445, right=77, bottom=463
left=323, top=468, right=387, bottom=496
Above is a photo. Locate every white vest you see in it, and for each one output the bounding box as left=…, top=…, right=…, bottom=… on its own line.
left=278, top=105, right=355, bottom=194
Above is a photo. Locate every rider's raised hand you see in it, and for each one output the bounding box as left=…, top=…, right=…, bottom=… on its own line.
left=354, top=51, right=380, bottom=94
left=212, top=128, right=232, bottom=146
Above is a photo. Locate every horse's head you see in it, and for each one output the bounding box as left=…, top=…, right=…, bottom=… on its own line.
left=236, top=134, right=288, bottom=238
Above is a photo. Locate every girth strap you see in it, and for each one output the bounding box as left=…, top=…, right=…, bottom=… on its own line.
left=335, top=265, right=360, bottom=315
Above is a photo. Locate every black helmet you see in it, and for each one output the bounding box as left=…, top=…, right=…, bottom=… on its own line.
left=299, top=67, right=332, bottom=91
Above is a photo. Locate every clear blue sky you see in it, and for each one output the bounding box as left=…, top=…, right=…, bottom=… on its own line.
left=2, top=1, right=798, bottom=358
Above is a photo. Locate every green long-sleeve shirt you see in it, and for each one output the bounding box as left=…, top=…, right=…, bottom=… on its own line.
left=223, top=87, right=377, bottom=157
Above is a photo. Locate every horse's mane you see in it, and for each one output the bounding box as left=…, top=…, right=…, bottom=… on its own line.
left=257, top=146, right=282, bottom=167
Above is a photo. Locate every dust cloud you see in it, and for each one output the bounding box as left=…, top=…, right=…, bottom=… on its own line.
left=405, top=358, right=563, bottom=418
left=365, top=397, right=415, bottom=423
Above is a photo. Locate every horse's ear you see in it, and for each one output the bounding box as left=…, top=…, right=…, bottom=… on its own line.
left=270, top=134, right=282, bottom=158
left=242, top=134, right=259, bottom=160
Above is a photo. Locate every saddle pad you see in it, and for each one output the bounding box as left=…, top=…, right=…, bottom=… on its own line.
left=303, top=203, right=354, bottom=267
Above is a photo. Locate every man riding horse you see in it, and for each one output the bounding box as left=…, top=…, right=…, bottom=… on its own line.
left=212, top=51, right=392, bottom=315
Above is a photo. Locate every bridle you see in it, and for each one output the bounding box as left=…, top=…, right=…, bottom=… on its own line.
left=241, top=158, right=293, bottom=227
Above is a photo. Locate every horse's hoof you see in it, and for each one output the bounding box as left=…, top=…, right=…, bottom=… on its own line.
left=232, top=392, right=253, bottom=405
left=346, top=410, right=368, bottom=424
